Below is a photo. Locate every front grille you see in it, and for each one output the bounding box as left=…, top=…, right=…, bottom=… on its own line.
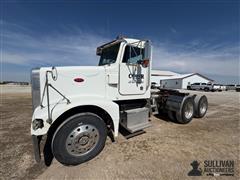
left=31, top=68, right=40, bottom=112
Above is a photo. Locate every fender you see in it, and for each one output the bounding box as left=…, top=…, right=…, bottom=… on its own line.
left=31, top=95, right=120, bottom=137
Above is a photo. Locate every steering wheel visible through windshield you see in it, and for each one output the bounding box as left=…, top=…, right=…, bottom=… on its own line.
left=98, top=43, right=120, bottom=66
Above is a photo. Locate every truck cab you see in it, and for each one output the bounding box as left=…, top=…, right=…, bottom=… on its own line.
left=31, top=37, right=152, bottom=165
left=31, top=37, right=208, bottom=166
left=97, top=38, right=151, bottom=100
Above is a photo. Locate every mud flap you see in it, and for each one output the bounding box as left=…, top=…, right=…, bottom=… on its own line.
left=32, top=135, right=41, bottom=163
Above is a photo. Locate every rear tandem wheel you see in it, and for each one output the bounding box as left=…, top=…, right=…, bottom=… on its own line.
left=194, top=95, right=208, bottom=118
left=175, top=96, right=195, bottom=124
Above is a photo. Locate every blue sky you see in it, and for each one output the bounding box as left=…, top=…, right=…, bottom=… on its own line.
left=1, top=0, right=239, bottom=83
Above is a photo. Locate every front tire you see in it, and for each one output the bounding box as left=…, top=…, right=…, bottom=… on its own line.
left=168, top=110, right=176, bottom=122
left=52, top=113, right=107, bottom=165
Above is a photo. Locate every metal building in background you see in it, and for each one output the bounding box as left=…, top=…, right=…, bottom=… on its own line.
left=160, top=73, right=214, bottom=89
left=151, top=70, right=180, bottom=86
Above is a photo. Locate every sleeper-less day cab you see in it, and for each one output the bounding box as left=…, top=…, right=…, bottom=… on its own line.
left=31, top=37, right=208, bottom=165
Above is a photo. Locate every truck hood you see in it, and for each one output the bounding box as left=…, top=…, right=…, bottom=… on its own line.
left=39, top=66, right=106, bottom=106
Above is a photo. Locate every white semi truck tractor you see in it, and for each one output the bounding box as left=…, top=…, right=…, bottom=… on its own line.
left=31, top=36, right=208, bottom=165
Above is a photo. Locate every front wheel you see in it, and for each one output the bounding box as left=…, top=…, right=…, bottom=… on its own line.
left=52, top=113, right=107, bottom=165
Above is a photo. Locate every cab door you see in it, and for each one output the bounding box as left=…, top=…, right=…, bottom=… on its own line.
left=119, top=41, right=151, bottom=95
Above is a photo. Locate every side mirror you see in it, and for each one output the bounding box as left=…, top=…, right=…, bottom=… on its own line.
left=139, top=40, right=151, bottom=68
left=51, top=66, right=58, bottom=81
left=144, top=40, right=151, bottom=61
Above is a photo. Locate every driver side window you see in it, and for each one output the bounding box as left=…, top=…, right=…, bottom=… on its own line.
left=122, top=45, right=144, bottom=64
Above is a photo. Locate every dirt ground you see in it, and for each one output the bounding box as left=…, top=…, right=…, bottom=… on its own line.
left=0, top=88, right=239, bottom=180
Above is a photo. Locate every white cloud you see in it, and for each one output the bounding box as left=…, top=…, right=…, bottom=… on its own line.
left=152, top=41, right=239, bottom=77
left=1, top=22, right=239, bottom=78
left=2, top=24, right=110, bottom=67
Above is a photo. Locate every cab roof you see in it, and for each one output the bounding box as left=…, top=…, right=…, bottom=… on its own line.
left=96, top=36, right=148, bottom=55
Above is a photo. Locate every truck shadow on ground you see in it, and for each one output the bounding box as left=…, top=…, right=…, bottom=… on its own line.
left=42, top=114, right=178, bottom=166
left=119, top=125, right=146, bottom=139
left=153, top=113, right=179, bottom=124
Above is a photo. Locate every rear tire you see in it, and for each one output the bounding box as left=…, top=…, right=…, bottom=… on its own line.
left=52, top=113, right=107, bottom=165
left=194, top=95, right=208, bottom=118
left=175, top=96, right=194, bottom=124
left=168, top=110, right=176, bottom=121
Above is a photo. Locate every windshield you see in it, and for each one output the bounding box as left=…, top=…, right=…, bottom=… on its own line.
left=98, top=43, right=120, bottom=66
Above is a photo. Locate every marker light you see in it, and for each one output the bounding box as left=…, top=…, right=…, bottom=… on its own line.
left=142, top=59, right=150, bottom=68
left=74, top=78, right=84, bottom=83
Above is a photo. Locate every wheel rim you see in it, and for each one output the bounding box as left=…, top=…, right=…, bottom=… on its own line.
left=184, top=101, right=194, bottom=119
left=66, top=124, right=99, bottom=156
left=199, top=99, right=207, bottom=115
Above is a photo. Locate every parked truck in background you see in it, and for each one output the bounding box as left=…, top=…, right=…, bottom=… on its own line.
left=226, top=84, right=236, bottom=91
left=236, top=85, right=240, bottom=92
left=187, top=82, right=222, bottom=92
left=226, top=84, right=240, bottom=92
left=31, top=37, right=208, bottom=165
left=187, top=82, right=209, bottom=91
